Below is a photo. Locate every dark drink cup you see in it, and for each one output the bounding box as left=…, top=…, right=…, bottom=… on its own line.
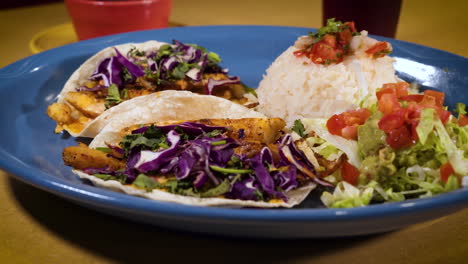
left=322, top=0, right=402, bottom=38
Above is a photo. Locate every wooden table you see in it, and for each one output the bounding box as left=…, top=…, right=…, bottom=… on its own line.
left=1, top=1, right=467, bottom=263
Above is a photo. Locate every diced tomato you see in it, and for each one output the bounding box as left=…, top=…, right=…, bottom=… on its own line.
left=338, top=29, right=353, bottom=47
left=440, top=162, right=455, bottom=183
left=376, top=87, right=394, bottom=101
left=386, top=125, right=413, bottom=149
left=311, top=34, right=344, bottom=64
left=295, top=21, right=357, bottom=65
left=459, top=114, right=468, bottom=126
left=414, top=93, right=451, bottom=123
left=321, top=33, right=338, bottom=47
left=376, top=82, right=409, bottom=100
left=378, top=93, right=401, bottom=115
left=338, top=22, right=356, bottom=47
left=424, top=90, right=445, bottom=107
left=365, top=41, right=390, bottom=58
left=407, top=119, right=420, bottom=141
left=341, top=125, right=359, bottom=140
left=341, top=160, right=360, bottom=186
left=401, top=94, right=424, bottom=103
left=419, top=94, right=437, bottom=107
left=344, top=108, right=372, bottom=124
left=327, top=114, right=346, bottom=136
left=436, top=108, right=451, bottom=124
left=406, top=102, right=424, bottom=119
left=343, top=21, right=357, bottom=32
left=375, top=85, right=451, bottom=149
left=326, top=108, right=371, bottom=140
left=378, top=110, right=407, bottom=132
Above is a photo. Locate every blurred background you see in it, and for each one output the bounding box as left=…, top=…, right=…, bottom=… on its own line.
left=0, top=0, right=467, bottom=68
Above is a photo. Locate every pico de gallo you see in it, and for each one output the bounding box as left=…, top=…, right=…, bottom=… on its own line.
left=293, top=18, right=392, bottom=64
left=297, top=82, right=468, bottom=208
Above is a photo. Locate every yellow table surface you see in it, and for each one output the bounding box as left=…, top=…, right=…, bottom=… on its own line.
left=1, top=1, right=467, bottom=263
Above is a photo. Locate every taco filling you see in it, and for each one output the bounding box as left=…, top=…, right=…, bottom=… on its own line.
left=48, top=40, right=250, bottom=135
left=63, top=118, right=322, bottom=205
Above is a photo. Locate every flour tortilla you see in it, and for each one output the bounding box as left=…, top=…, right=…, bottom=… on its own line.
left=74, top=170, right=315, bottom=208
left=82, top=90, right=267, bottom=139
left=72, top=95, right=315, bottom=207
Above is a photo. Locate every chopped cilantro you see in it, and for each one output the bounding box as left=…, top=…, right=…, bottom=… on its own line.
left=204, top=129, right=223, bottom=138
left=94, top=173, right=113, bottom=181
left=94, top=173, right=126, bottom=184
left=182, top=188, right=200, bottom=197
left=105, top=84, right=122, bottom=108
left=120, top=125, right=167, bottom=156
left=170, top=63, right=190, bottom=79
left=227, top=155, right=243, bottom=168
left=133, top=174, right=160, bottom=191
left=120, top=88, right=129, bottom=100
left=156, top=44, right=174, bottom=60
left=253, top=189, right=264, bottom=201
left=122, top=67, right=133, bottom=82
left=200, top=179, right=231, bottom=197
left=292, top=119, right=307, bottom=138
left=310, top=18, right=343, bottom=41
left=163, top=179, right=192, bottom=194
left=128, top=47, right=146, bottom=57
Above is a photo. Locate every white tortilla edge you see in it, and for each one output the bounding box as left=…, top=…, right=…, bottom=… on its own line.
left=88, top=90, right=267, bottom=146
left=74, top=170, right=316, bottom=208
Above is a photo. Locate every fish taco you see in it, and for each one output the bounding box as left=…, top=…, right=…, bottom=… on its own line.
left=47, top=40, right=251, bottom=137
left=62, top=95, right=320, bottom=207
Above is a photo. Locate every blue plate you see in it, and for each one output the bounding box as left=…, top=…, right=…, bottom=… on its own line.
left=0, top=26, right=467, bottom=238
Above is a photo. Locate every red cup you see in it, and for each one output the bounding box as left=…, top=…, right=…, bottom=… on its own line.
left=65, top=0, right=172, bottom=40
left=322, top=0, right=402, bottom=38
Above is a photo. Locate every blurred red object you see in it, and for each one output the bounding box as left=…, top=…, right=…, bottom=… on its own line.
left=65, top=0, right=172, bottom=40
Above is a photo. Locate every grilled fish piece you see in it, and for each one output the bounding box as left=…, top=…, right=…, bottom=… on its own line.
left=63, top=143, right=125, bottom=170
left=197, top=118, right=286, bottom=144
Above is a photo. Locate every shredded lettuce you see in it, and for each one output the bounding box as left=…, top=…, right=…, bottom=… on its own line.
left=433, top=118, right=468, bottom=175
left=416, top=108, right=435, bottom=145
left=454, top=103, right=467, bottom=116
left=104, top=84, right=122, bottom=108
left=312, top=142, right=343, bottom=161
left=302, top=118, right=361, bottom=167
left=444, top=175, right=460, bottom=192
left=320, top=181, right=374, bottom=208
left=445, top=121, right=468, bottom=157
